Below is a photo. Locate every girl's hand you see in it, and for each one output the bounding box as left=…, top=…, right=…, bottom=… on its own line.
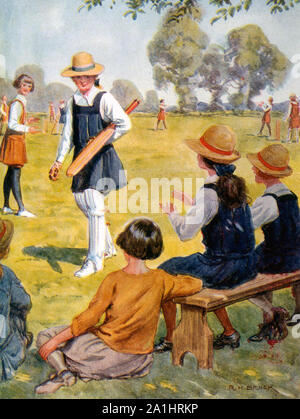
left=39, top=338, right=59, bottom=361
left=172, top=190, right=194, bottom=206
left=160, top=202, right=175, bottom=215
left=49, top=161, right=62, bottom=181
left=28, top=126, right=41, bottom=134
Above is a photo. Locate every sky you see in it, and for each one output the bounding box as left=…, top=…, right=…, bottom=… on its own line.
left=2, top=0, right=300, bottom=105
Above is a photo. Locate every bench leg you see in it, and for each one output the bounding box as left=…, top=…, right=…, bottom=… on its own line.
left=172, top=304, right=213, bottom=369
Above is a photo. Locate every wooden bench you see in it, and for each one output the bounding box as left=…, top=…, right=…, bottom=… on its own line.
left=172, top=270, right=300, bottom=370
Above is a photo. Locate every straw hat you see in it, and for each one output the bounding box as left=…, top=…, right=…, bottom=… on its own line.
left=247, top=144, right=292, bottom=177
left=61, top=52, right=104, bottom=77
left=0, top=219, right=14, bottom=254
left=185, top=125, right=241, bottom=164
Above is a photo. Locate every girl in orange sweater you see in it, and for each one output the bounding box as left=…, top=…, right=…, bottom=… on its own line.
left=34, top=218, right=202, bottom=394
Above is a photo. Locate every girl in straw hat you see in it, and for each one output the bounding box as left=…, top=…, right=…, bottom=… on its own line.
left=49, top=52, right=131, bottom=278
left=155, top=125, right=258, bottom=352
left=245, top=144, right=300, bottom=341
left=0, top=218, right=32, bottom=381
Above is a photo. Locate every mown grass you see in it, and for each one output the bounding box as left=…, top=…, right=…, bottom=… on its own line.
left=1, top=112, right=300, bottom=399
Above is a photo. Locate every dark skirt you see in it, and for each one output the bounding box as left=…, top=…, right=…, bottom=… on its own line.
left=158, top=250, right=258, bottom=290
left=256, top=243, right=300, bottom=274
left=71, top=143, right=127, bottom=195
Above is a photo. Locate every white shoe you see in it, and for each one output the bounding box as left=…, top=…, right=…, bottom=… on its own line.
left=2, top=206, right=14, bottom=214
left=16, top=209, right=36, bottom=218
left=74, top=259, right=103, bottom=278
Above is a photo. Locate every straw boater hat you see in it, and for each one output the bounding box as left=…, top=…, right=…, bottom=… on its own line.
left=61, top=52, right=104, bottom=78
left=185, top=125, right=241, bottom=164
left=247, top=144, right=292, bottom=178
left=0, top=219, right=14, bottom=255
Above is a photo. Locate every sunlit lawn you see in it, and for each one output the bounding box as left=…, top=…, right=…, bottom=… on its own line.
left=1, top=111, right=300, bottom=399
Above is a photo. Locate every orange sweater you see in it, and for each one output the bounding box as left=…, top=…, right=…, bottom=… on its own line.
left=71, top=268, right=202, bottom=354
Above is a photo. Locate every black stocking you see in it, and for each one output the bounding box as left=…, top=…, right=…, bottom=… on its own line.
left=11, top=167, right=24, bottom=211
left=3, top=166, right=24, bottom=211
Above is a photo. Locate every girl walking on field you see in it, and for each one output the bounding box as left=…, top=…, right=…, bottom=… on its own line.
left=155, top=125, right=258, bottom=352
left=34, top=218, right=201, bottom=394
left=0, top=74, right=39, bottom=217
left=285, top=94, right=300, bottom=143
left=155, top=99, right=167, bottom=130
left=257, top=97, right=273, bottom=138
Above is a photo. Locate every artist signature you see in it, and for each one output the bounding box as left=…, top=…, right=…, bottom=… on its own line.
left=228, top=384, right=275, bottom=392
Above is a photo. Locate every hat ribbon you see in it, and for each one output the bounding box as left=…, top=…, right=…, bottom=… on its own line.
left=0, top=222, right=6, bottom=240
left=257, top=152, right=288, bottom=171
left=200, top=136, right=233, bottom=156
left=71, top=63, right=95, bottom=72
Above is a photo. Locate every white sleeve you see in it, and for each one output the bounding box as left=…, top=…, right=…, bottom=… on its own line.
left=168, top=187, right=219, bottom=241
left=56, top=98, right=74, bottom=163
left=262, top=104, right=270, bottom=112
left=285, top=104, right=292, bottom=121
left=99, top=92, right=131, bottom=143
left=250, top=195, right=279, bottom=229
left=7, top=101, right=29, bottom=133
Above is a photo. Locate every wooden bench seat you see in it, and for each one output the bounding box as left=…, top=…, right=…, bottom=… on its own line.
left=171, top=270, right=300, bottom=370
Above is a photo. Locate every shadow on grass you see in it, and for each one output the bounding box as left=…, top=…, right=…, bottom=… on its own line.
left=22, top=246, right=87, bottom=273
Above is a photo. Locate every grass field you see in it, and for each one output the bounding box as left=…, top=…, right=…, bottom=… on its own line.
left=1, top=111, right=300, bottom=399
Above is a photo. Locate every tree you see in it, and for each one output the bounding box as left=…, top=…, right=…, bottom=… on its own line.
left=194, top=44, right=230, bottom=110
left=225, top=24, right=291, bottom=109
left=110, top=79, right=144, bottom=109
left=147, top=6, right=209, bottom=112
left=210, top=0, right=300, bottom=24
left=139, top=90, right=160, bottom=112
left=78, top=0, right=300, bottom=22
left=44, top=83, right=74, bottom=104
left=79, top=0, right=201, bottom=22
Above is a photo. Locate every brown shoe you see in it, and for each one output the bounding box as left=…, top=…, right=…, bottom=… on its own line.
left=213, top=331, right=240, bottom=350
left=153, top=338, right=173, bottom=353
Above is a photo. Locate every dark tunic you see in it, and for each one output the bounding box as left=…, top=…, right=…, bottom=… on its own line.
left=71, top=91, right=127, bottom=195
left=59, top=105, right=66, bottom=124
left=159, top=184, right=258, bottom=290
left=256, top=191, right=300, bottom=274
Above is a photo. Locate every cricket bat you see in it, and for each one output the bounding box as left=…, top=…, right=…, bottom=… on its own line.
left=275, top=120, right=281, bottom=141
left=66, top=99, right=140, bottom=177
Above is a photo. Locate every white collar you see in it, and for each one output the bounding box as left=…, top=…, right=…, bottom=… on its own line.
left=15, top=94, right=27, bottom=106
left=73, top=85, right=101, bottom=105
left=204, top=174, right=219, bottom=184
left=264, top=182, right=291, bottom=194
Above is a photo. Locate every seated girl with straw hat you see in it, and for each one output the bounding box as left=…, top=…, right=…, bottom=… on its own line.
left=245, top=144, right=300, bottom=342
left=156, top=125, right=258, bottom=352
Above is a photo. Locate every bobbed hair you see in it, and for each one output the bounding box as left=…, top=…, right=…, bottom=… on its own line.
left=116, top=218, right=163, bottom=260
left=13, top=74, right=35, bottom=92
